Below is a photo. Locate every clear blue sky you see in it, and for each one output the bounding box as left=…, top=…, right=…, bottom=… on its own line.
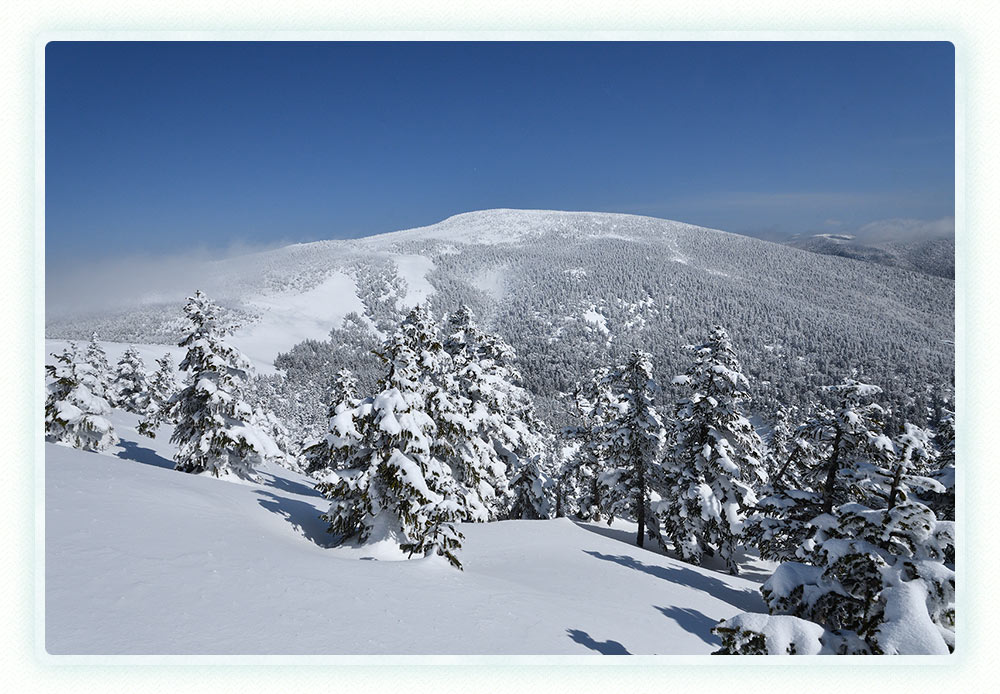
left=45, top=41, right=954, bottom=262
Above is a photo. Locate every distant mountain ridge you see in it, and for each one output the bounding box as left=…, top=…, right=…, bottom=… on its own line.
left=778, top=232, right=955, bottom=279
left=47, top=209, right=954, bottom=427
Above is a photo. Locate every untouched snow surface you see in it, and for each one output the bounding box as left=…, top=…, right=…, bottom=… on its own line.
left=45, top=410, right=771, bottom=656
left=235, top=271, right=363, bottom=374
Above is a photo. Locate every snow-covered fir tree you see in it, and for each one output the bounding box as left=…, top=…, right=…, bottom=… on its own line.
left=878, top=422, right=944, bottom=512
left=744, top=380, right=895, bottom=562
left=317, top=305, right=467, bottom=568
left=714, top=499, right=955, bottom=654
left=507, top=451, right=554, bottom=520
left=137, top=352, right=179, bottom=438
left=168, top=291, right=279, bottom=480
left=443, top=305, right=549, bottom=481
left=927, top=408, right=955, bottom=521
left=764, top=404, right=797, bottom=481
left=45, top=342, right=118, bottom=451
left=301, top=368, right=363, bottom=475
left=84, top=332, right=114, bottom=406
left=563, top=366, right=620, bottom=522
left=412, top=305, right=510, bottom=522
left=110, top=345, right=151, bottom=414
left=657, top=326, right=766, bottom=574
left=596, top=351, right=666, bottom=548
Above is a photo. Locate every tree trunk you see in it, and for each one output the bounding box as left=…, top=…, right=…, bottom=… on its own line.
left=887, top=463, right=905, bottom=510
left=636, top=456, right=646, bottom=547
left=822, top=429, right=843, bottom=514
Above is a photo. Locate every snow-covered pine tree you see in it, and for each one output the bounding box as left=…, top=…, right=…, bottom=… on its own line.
left=85, top=332, right=114, bottom=406
left=399, top=305, right=510, bottom=522
left=507, top=450, right=554, bottom=520
left=563, top=366, right=620, bottom=522
left=657, top=326, right=766, bottom=574
left=137, top=352, right=179, bottom=438
left=927, top=408, right=955, bottom=521
left=302, top=368, right=363, bottom=475
left=716, top=386, right=956, bottom=654
left=111, top=345, right=151, bottom=414
left=597, top=351, right=666, bottom=548
left=876, top=422, right=944, bottom=512
left=764, top=404, right=797, bottom=481
left=45, top=342, right=118, bottom=451
left=317, top=305, right=467, bottom=568
left=168, top=290, right=279, bottom=480
left=744, top=380, right=895, bottom=562
left=714, top=500, right=955, bottom=654
left=443, top=305, right=549, bottom=485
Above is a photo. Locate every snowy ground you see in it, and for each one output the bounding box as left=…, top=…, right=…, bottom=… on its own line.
left=45, top=410, right=772, bottom=656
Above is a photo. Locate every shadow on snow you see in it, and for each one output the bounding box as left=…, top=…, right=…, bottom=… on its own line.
left=566, top=628, right=632, bottom=655
left=115, top=439, right=175, bottom=470
left=582, top=550, right=765, bottom=613
left=654, top=605, right=722, bottom=647
left=255, top=490, right=334, bottom=548
left=258, top=471, right=324, bottom=498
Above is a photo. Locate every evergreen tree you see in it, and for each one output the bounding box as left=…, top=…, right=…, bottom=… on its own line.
left=85, top=332, right=114, bottom=406
left=764, top=404, right=797, bottom=480
left=563, top=367, right=619, bottom=522
left=45, top=342, right=118, bottom=451
left=744, top=380, right=895, bottom=562
left=111, top=345, right=151, bottom=414
left=443, top=305, right=549, bottom=477
left=137, top=352, right=179, bottom=438
left=317, top=305, right=466, bottom=568
left=507, top=451, right=554, bottom=520
left=302, top=368, right=363, bottom=475
left=927, top=408, right=955, bottom=521
left=597, top=351, right=666, bottom=548
left=657, top=326, right=766, bottom=574
left=715, top=500, right=955, bottom=654
left=168, top=291, right=279, bottom=480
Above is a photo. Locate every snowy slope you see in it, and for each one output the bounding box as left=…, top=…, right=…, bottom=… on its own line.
left=45, top=410, right=769, bottom=656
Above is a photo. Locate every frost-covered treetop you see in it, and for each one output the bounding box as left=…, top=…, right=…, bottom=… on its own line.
left=177, top=290, right=252, bottom=381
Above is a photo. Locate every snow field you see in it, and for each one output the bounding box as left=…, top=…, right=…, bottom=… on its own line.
left=45, top=410, right=770, bottom=655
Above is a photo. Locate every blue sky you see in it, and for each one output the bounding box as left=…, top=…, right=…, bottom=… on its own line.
left=45, top=41, right=954, bottom=262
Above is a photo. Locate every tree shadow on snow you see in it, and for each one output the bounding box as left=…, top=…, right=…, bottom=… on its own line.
left=566, top=629, right=632, bottom=655
left=573, top=521, right=669, bottom=557
left=582, top=550, right=765, bottom=613
left=255, top=490, right=334, bottom=548
left=115, top=439, right=175, bottom=470
left=654, top=605, right=722, bottom=647
left=257, top=471, right=324, bottom=498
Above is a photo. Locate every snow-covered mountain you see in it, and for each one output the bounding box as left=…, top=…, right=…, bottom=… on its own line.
left=779, top=232, right=955, bottom=279
left=47, top=209, right=954, bottom=426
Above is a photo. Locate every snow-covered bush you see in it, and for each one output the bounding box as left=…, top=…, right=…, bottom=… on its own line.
left=45, top=342, right=118, bottom=451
